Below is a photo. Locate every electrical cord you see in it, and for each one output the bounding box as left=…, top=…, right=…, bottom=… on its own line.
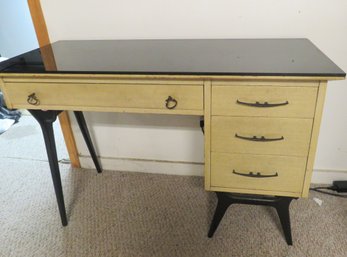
left=310, top=186, right=347, bottom=198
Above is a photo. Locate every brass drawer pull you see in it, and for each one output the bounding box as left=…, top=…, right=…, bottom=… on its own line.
left=27, top=93, right=40, bottom=106
left=165, top=96, right=178, bottom=109
left=235, top=133, right=284, bottom=142
left=236, top=100, right=289, bottom=108
left=232, top=169, right=278, bottom=178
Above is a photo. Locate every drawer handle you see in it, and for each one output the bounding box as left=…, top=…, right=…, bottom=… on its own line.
left=27, top=93, right=40, bottom=106
left=165, top=96, right=178, bottom=109
left=232, top=169, right=278, bottom=178
left=235, top=134, right=284, bottom=142
left=236, top=100, right=289, bottom=108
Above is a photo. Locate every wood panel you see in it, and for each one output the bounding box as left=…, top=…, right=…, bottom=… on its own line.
left=211, top=116, right=313, bottom=156
left=27, top=0, right=50, bottom=46
left=212, top=85, right=318, bottom=118
left=213, top=80, right=321, bottom=87
left=27, top=0, right=80, bottom=167
left=203, top=80, right=212, bottom=190
left=211, top=152, right=307, bottom=195
left=209, top=186, right=301, bottom=198
left=302, top=81, right=327, bottom=197
left=3, top=82, right=203, bottom=113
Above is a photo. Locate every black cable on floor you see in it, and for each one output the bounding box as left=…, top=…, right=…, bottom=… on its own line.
left=310, top=187, right=347, bottom=198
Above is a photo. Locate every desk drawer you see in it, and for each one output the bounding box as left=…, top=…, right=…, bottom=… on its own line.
left=211, top=116, right=313, bottom=156
left=3, top=82, right=203, bottom=113
left=211, top=152, right=306, bottom=194
left=212, top=85, right=317, bottom=118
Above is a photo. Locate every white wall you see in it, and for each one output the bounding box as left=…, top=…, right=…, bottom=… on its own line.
left=0, top=0, right=38, bottom=58
left=40, top=0, right=347, bottom=182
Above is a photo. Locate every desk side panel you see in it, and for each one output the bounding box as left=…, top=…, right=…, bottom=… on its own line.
left=204, top=80, right=211, bottom=190
left=302, top=81, right=327, bottom=197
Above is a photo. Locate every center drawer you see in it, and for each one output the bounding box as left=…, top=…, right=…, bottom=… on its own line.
left=211, top=116, right=313, bottom=156
left=212, top=85, right=318, bottom=118
left=3, top=82, right=203, bottom=113
left=211, top=152, right=307, bottom=194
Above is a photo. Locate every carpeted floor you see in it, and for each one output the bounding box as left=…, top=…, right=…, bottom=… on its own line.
left=0, top=116, right=347, bottom=257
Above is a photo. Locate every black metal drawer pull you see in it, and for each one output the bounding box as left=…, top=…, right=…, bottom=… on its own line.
left=232, top=169, right=278, bottom=178
left=27, top=93, right=40, bottom=106
left=236, top=100, right=289, bottom=108
left=235, top=134, right=284, bottom=142
left=165, top=96, right=178, bottom=109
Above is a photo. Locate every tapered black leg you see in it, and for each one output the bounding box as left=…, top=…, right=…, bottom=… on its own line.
left=208, top=193, right=232, bottom=237
left=73, top=111, right=102, bottom=173
left=275, top=198, right=293, bottom=245
left=208, top=192, right=296, bottom=245
left=29, top=110, right=68, bottom=226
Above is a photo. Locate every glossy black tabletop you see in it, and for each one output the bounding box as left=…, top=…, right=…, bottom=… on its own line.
left=0, top=39, right=345, bottom=77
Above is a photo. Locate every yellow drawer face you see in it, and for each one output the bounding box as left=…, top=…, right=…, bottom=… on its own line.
left=211, top=153, right=306, bottom=194
left=211, top=116, right=313, bottom=157
left=212, top=85, right=318, bottom=118
left=3, top=82, right=203, bottom=113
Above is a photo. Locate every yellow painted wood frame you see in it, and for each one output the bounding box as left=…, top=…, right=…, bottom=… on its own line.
left=301, top=81, right=327, bottom=197
left=27, top=0, right=80, bottom=167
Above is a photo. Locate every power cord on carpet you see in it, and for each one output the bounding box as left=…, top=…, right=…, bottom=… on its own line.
left=310, top=181, right=347, bottom=198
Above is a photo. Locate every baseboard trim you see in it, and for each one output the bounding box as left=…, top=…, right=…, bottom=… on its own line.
left=79, top=156, right=204, bottom=176
left=79, top=156, right=347, bottom=185
left=311, top=168, right=347, bottom=184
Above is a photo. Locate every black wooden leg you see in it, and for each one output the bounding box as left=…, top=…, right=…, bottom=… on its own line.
left=275, top=198, right=293, bottom=245
left=208, top=192, right=296, bottom=245
left=207, top=193, right=232, bottom=238
left=29, top=110, right=68, bottom=226
left=208, top=193, right=232, bottom=237
left=73, top=111, right=102, bottom=173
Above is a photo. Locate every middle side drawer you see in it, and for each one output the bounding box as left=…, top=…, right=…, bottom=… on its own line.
left=211, top=116, right=313, bottom=156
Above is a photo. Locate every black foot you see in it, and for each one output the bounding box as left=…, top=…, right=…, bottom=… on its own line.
left=208, top=192, right=295, bottom=245
left=73, top=111, right=102, bottom=173
left=29, top=110, right=68, bottom=226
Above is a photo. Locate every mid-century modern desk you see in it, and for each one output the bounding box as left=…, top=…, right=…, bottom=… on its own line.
left=0, top=39, right=345, bottom=245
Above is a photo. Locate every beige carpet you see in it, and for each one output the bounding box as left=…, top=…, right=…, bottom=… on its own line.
left=0, top=162, right=346, bottom=257
left=0, top=116, right=347, bottom=257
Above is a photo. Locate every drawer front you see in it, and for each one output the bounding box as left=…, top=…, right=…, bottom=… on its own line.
left=211, top=153, right=306, bottom=193
left=212, top=85, right=317, bottom=118
left=3, top=82, right=203, bottom=112
left=211, top=116, right=313, bottom=156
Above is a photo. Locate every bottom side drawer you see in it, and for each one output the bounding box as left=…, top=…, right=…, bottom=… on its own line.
left=210, top=152, right=307, bottom=194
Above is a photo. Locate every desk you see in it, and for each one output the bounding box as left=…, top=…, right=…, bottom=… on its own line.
left=0, top=39, right=345, bottom=244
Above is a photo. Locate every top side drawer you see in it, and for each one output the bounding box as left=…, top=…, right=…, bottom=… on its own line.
left=212, top=85, right=318, bottom=118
